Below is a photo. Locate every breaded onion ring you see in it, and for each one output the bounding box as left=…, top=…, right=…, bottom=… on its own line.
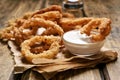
left=21, top=36, right=60, bottom=63
left=59, top=18, right=93, bottom=32
left=80, top=18, right=111, bottom=42
left=33, top=11, right=62, bottom=21
left=62, top=12, right=75, bottom=18
left=32, top=5, right=62, bottom=16
left=20, top=18, right=64, bottom=36
left=0, top=26, right=14, bottom=40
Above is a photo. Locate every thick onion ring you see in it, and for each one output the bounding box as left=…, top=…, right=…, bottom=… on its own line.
left=21, top=35, right=61, bottom=63
left=20, top=18, right=64, bottom=36
left=32, top=5, right=62, bottom=17
left=62, top=12, right=75, bottom=18
left=59, top=18, right=93, bottom=32
left=33, top=11, right=62, bottom=21
left=80, top=18, right=111, bottom=42
left=0, top=26, right=16, bottom=40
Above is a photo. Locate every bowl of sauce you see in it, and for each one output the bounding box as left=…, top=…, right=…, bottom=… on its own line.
left=62, top=30, right=105, bottom=56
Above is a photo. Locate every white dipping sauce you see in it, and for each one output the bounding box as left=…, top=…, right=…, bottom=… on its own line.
left=63, top=30, right=92, bottom=44
left=63, top=30, right=105, bottom=55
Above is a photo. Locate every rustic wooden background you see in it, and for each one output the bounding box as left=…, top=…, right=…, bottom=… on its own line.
left=0, top=0, right=120, bottom=80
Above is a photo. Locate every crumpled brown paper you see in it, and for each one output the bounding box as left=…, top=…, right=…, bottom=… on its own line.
left=8, top=41, right=117, bottom=80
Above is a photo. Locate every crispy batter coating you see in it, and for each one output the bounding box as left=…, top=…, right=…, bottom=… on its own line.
left=20, top=18, right=64, bottom=36
left=59, top=18, right=93, bottom=32
left=62, top=12, right=75, bottom=18
left=33, top=11, right=62, bottom=21
left=80, top=18, right=111, bottom=42
left=21, top=36, right=60, bottom=63
left=32, top=5, right=62, bottom=16
left=0, top=26, right=14, bottom=40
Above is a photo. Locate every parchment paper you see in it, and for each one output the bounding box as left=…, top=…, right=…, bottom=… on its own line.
left=8, top=41, right=118, bottom=80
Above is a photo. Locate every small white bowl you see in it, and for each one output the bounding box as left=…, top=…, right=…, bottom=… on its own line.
left=62, top=30, right=105, bottom=56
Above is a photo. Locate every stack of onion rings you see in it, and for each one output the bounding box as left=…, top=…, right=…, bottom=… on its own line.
left=0, top=5, right=111, bottom=62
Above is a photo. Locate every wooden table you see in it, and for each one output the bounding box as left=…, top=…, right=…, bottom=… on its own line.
left=0, top=0, right=120, bottom=80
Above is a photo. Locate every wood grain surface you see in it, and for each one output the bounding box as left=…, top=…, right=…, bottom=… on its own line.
left=0, top=0, right=43, bottom=80
left=0, top=0, right=120, bottom=80
left=84, top=0, right=120, bottom=80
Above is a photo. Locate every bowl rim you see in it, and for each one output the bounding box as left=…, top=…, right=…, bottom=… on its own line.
left=62, top=30, right=105, bottom=45
left=63, top=37, right=105, bottom=45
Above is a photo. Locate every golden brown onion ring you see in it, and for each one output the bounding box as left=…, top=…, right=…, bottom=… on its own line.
left=59, top=18, right=93, bottom=32
left=80, top=18, right=111, bottom=42
left=21, top=35, right=61, bottom=63
left=0, top=26, right=15, bottom=40
left=20, top=18, right=64, bottom=36
left=32, top=5, right=62, bottom=17
left=33, top=11, right=62, bottom=21
left=62, top=12, right=75, bottom=18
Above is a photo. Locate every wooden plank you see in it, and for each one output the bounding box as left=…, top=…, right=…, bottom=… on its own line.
left=51, top=69, right=101, bottom=80
left=21, top=68, right=101, bottom=80
left=45, top=0, right=63, bottom=6
left=0, top=0, right=42, bottom=80
left=0, top=42, right=14, bottom=80
left=21, top=70, right=45, bottom=80
left=0, top=0, right=20, bottom=27
left=84, top=0, right=120, bottom=80
left=84, top=0, right=120, bottom=25
left=0, top=0, right=41, bottom=28
left=106, top=48, right=120, bottom=80
left=0, top=0, right=20, bottom=80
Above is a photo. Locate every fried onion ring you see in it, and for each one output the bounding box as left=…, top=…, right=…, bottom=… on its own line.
left=21, top=36, right=60, bottom=63
left=62, top=12, right=75, bottom=18
left=32, top=5, right=62, bottom=17
left=59, top=18, right=93, bottom=32
left=0, top=26, right=14, bottom=40
left=33, top=11, right=62, bottom=21
left=80, top=18, right=111, bottom=42
left=20, top=18, right=64, bottom=36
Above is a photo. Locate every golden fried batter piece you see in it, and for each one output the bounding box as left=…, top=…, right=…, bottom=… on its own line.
left=20, top=18, right=64, bottom=36
left=59, top=18, right=93, bottom=32
left=32, top=5, right=62, bottom=17
left=0, top=26, right=14, bottom=40
left=80, top=18, right=111, bottom=42
left=21, top=36, right=61, bottom=63
left=62, top=12, right=75, bottom=18
left=33, top=11, right=62, bottom=21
